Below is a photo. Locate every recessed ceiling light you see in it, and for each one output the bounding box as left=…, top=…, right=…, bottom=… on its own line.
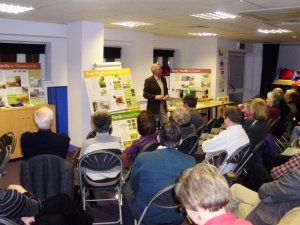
left=0, top=3, right=34, bottom=14
left=191, top=11, right=237, bottom=20
left=111, top=21, right=152, bottom=27
left=188, top=32, right=217, bottom=37
left=258, top=29, right=292, bottom=34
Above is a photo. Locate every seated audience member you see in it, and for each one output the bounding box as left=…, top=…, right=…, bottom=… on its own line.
left=79, top=110, right=122, bottom=181
left=123, top=122, right=196, bottom=225
left=266, top=91, right=281, bottom=122
left=0, top=184, right=92, bottom=225
left=183, top=94, right=204, bottom=128
left=273, top=87, right=291, bottom=118
left=245, top=98, right=269, bottom=147
left=173, top=107, right=196, bottom=139
left=21, top=107, right=70, bottom=159
left=228, top=168, right=300, bottom=225
left=238, top=100, right=253, bottom=129
left=202, top=106, right=249, bottom=159
left=121, top=110, right=158, bottom=168
left=285, top=89, right=299, bottom=115
left=176, top=163, right=252, bottom=225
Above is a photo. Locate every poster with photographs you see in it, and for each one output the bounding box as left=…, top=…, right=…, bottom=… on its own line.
left=84, top=68, right=138, bottom=113
left=169, top=68, right=212, bottom=99
left=111, top=110, right=141, bottom=148
left=0, top=63, right=45, bottom=106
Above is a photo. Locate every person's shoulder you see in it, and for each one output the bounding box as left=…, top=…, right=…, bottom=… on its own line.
left=21, top=131, right=34, bottom=138
left=145, top=75, right=155, bottom=82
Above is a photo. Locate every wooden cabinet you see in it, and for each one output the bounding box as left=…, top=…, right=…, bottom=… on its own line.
left=0, top=105, right=56, bottom=159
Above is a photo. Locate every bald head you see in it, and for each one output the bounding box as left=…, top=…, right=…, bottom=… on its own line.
left=34, top=107, right=53, bottom=129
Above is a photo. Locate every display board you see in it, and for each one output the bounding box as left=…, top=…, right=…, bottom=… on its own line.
left=84, top=68, right=138, bottom=113
left=0, top=62, right=45, bottom=106
left=111, top=110, right=141, bottom=148
left=169, top=68, right=212, bottom=99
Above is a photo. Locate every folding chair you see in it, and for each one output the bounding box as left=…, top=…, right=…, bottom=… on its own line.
left=138, top=140, right=159, bottom=154
left=177, top=134, right=199, bottom=155
left=202, top=150, right=228, bottom=169
left=196, top=124, right=207, bottom=138
left=0, top=132, right=16, bottom=155
left=136, top=184, right=182, bottom=225
left=78, top=150, right=123, bottom=224
left=0, top=132, right=16, bottom=177
left=0, top=216, right=18, bottom=225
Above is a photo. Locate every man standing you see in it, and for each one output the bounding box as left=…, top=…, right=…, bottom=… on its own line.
left=21, top=106, right=70, bottom=159
left=123, top=122, right=196, bottom=225
left=143, top=63, right=169, bottom=125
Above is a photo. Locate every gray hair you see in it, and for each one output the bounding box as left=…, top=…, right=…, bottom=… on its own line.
left=92, top=110, right=112, bottom=133
left=34, top=107, right=54, bottom=129
left=267, top=91, right=281, bottom=107
left=173, top=107, right=191, bottom=126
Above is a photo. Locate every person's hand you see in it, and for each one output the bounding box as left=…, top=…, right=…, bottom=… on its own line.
left=7, top=184, right=27, bottom=194
left=21, top=217, right=35, bottom=225
left=155, top=95, right=164, bottom=100
left=163, top=95, right=169, bottom=100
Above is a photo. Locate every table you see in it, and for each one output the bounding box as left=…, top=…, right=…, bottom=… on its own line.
left=168, top=100, right=233, bottom=120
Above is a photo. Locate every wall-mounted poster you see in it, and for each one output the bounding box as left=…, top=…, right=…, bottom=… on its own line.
left=111, top=110, right=141, bottom=148
left=84, top=68, right=138, bottom=113
left=0, top=63, right=45, bottom=106
left=169, top=68, right=212, bottom=99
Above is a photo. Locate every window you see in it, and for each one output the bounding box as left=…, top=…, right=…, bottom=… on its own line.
left=153, top=49, right=175, bottom=76
left=104, top=47, right=121, bottom=62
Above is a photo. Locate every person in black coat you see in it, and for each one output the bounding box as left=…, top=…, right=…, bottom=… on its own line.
left=143, top=63, right=169, bottom=125
left=21, top=107, right=70, bottom=159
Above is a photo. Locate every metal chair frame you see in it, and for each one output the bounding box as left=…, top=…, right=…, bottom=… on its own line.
left=78, top=150, right=123, bottom=225
left=136, top=184, right=181, bottom=225
left=0, top=216, right=18, bottom=225
left=178, top=134, right=199, bottom=155
left=202, top=150, right=228, bottom=169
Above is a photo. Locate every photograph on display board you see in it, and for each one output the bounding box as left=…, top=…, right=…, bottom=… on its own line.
left=111, top=110, right=141, bottom=148
left=84, top=68, right=138, bottom=113
left=169, top=68, right=212, bottom=99
left=0, top=63, right=45, bottom=106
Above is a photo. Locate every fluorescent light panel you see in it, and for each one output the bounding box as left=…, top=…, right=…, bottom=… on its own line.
left=0, top=3, right=34, bottom=14
left=112, top=21, right=152, bottom=27
left=188, top=32, right=217, bottom=37
left=258, top=28, right=292, bottom=34
left=191, top=11, right=237, bottom=20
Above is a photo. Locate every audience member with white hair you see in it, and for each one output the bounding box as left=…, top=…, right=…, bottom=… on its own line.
left=21, top=106, right=70, bottom=159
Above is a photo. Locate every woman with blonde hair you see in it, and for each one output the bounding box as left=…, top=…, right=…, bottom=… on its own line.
left=245, top=98, right=269, bottom=147
left=175, top=163, right=252, bottom=225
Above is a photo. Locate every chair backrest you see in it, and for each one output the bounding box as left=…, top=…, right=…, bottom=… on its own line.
left=233, top=140, right=265, bottom=177
left=21, top=154, right=74, bottom=201
left=196, top=124, right=207, bottom=137
left=78, top=150, right=122, bottom=188
left=202, top=150, right=228, bottom=169
left=177, top=134, right=199, bottom=155
left=205, top=118, right=217, bottom=133
left=226, top=143, right=251, bottom=164
left=137, top=184, right=181, bottom=225
left=139, top=140, right=160, bottom=154
left=0, top=134, right=13, bottom=177
left=0, top=216, right=18, bottom=225
left=86, top=129, right=96, bottom=139
left=0, top=132, right=16, bottom=155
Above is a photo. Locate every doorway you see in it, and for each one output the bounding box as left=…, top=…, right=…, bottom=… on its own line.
left=228, top=52, right=245, bottom=104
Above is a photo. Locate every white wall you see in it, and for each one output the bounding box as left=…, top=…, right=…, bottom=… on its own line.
left=278, top=44, right=300, bottom=69
left=0, top=18, right=68, bottom=100
left=0, top=18, right=264, bottom=146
